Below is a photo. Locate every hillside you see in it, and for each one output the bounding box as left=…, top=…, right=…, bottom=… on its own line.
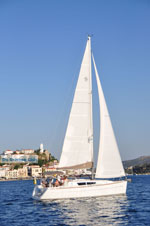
left=123, top=156, right=150, bottom=168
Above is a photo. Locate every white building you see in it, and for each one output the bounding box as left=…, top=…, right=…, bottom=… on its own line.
left=40, top=143, right=44, bottom=153
left=0, top=165, right=28, bottom=179
left=4, top=150, right=14, bottom=155
left=21, top=149, right=35, bottom=154
left=0, top=168, right=6, bottom=178
left=17, top=167, right=28, bottom=178
left=5, top=169, right=18, bottom=179
left=30, top=165, right=42, bottom=177
left=0, top=165, right=11, bottom=178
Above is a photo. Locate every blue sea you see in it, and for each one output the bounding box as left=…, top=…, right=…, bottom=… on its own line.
left=0, top=175, right=150, bottom=226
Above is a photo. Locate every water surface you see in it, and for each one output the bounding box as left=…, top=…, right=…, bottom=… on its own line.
left=0, top=175, right=150, bottom=225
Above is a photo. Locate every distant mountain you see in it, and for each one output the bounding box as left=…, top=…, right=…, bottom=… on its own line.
left=123, top=156, right=150, bottom=168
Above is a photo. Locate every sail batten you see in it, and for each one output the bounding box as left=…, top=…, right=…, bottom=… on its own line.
left=92, top=55, right=125, bottom=178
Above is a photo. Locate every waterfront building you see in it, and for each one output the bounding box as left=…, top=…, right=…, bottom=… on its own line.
left=0, top=165, right=10, bottom=171
left=0, top=168, right=6, bottom=178
left=29, top=165, right=42, bottom=177
left=0, top=165, right=28, bottom=179
left=5, top=169, right=18, bottom=179
left=17, top=167, right=28, bottom=178
left=44, top=165, right=57, bottom=172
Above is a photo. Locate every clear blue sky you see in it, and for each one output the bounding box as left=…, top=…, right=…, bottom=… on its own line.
left=0, top=0, right=150, bottom=162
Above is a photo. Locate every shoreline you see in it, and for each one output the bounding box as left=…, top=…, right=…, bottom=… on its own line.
left=0, top=177, right=40, bottom=182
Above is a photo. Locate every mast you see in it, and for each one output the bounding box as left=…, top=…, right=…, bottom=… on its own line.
left=88, top=35, right=94, bottom=177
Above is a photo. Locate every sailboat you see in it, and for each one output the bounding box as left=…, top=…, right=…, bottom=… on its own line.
left=32, top=36, right=127, bottom=200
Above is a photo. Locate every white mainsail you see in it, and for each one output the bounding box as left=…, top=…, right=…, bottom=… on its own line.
left=59, top=37, right=93, bottom=169
left=92, top=55, right=125, bottom=178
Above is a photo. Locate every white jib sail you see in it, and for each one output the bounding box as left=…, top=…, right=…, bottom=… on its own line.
left=92, top=55, right=125, bottom=178
left=59, top=37, right=93, bottom=169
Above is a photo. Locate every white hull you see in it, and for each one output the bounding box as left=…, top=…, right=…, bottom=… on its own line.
left=32, top=180, right=127, bottom=200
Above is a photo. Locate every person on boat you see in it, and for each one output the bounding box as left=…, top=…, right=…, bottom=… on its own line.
left=45, top=178, right=49, bottom=187
left=48, top=177, right=53, bottom=187
left=59, top=175, right=65, bottom=186
left=62, top=175, right=68, bottom=186
left=50, top=177, right=55, bottom=186
left=56, top=175, right=63, bottom=186
left=41, top=177, right=47, bottom=187
left=60, top=176, right=64, bottom=185
left=57, top=175, right=61, bottom=182
left=54, top=179, right=60, bottom=187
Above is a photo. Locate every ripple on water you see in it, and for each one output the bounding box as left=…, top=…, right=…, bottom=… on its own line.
left=0, top=176, right=150, bottom=226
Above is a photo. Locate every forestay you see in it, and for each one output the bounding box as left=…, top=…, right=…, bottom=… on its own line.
left=59, top=37, right=93, bottom=169
left=92, top=55, right=125, bottom=178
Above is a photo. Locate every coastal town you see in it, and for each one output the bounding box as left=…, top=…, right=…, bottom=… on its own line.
left=1, top=142, right=150, bottom=181
left=0, top=144, right=60, bottom=180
